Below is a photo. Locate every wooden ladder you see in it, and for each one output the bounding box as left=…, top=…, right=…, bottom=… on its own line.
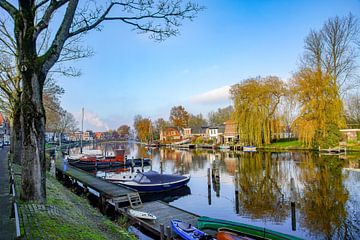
left=127, top=192, right=142, bottom=208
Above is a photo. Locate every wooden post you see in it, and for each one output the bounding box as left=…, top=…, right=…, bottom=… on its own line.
left=166, top=226, right=171, bottom=240
left=207, top=168, right=211, bottom=205
left=160, top=224, right=165, bottom=240
left=141, top=158, right=144, bottom=172
left=235, top=170, right=239, bottom=214
left=290, top=177, right=296, bottom=231
left=160, top=160, right=163, bottom=174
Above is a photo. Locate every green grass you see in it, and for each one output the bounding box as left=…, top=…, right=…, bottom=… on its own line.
left=12, top=164, right=135, bottom=240
left=262, top=140, right=307, bottom=149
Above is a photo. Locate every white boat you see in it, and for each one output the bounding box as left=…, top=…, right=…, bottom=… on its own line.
left=128, top=209, right=157, bottom=220
left=243, top=146, right=256, bottom=152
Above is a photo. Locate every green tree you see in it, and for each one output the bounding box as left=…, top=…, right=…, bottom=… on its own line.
left=208, top=106, right=233, bottom=126
left=153, top=118, right=169, bottom=140
left=0, top=0, right=202, bottom=202
left=169, top=105, right=189, bottom=129
left=188, top=113, right=207, bottom=128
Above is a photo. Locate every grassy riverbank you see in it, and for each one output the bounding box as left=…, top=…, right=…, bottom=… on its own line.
left=12, top=164, right=135, bottom=240
left=261, top=140, right=311, bottom=150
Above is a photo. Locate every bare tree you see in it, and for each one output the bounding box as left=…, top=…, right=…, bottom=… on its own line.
left=345, top=93, right=360, bottom=128
left=302, top=13, right=359, bottom=94
left=0, top=0, right=202, bottom=202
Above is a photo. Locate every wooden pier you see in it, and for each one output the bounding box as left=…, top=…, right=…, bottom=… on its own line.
left=117, top=201, right=199, bottom=238
left=55, top=160, right=199, bottom=238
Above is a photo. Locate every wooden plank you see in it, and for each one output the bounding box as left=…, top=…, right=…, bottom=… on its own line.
left=56, top=161, right=135, bottom=198
left=119, top=201, right=199, bottom=238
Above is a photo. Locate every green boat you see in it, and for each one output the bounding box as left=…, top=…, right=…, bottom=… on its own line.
left=197, top=216, right=303, bottom=240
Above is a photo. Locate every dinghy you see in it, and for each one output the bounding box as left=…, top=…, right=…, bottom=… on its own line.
left=128, top=209, right=156, bottom=220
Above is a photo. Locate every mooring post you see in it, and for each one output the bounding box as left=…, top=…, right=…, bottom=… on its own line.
left=166, top=226, right=171, bottom=240
left=160, top=160, right=163, bottom=174
left=207, top=168, right=211, bottom=205
left=141, top=158, right=144, bottom=172
left=235, top=170, right=239, bottom=214
left=160, top=224, right=165, bottom=240
left=290, top=177, right=296, bottom=231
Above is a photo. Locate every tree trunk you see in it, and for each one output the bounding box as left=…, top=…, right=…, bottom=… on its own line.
left=20, top=72, right=46, bottom=203
left=11, top=102, right=22, bottom=165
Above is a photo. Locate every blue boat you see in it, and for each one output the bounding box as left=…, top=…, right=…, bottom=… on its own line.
left=171, top=219, right=214, bottom=240
left=117, top=171, right=190, bottom=192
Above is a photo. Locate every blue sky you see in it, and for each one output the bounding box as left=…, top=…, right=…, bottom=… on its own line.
left=57, top=0, right=360, bottom=131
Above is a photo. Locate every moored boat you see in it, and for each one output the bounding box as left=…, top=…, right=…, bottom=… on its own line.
left=128, top=209, right=156, bottom=220
left=69, top=149, right=126, bottom=170
left=216, top=228, right=258, bottom=240
left=242, top=146, right=256, bottom=152
left=171, top=219, right=214, bottom=240
left=197, top=216, right=303, bottom=240
left=117, top=171, right=190, bottom=192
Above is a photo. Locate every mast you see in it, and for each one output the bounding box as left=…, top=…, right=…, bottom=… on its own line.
left=80, top=107, right=84, bottom=154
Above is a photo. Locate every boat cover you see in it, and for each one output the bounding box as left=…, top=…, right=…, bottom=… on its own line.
left=133, top=171, right=186, bottom=184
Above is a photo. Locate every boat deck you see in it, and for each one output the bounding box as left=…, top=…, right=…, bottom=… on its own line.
left=119, top=201, right=199, bottom=238
left=55, top=160, right=135, bottom=198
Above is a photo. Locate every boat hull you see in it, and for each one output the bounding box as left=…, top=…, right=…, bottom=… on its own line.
left=118, top=175, right=190, bottom=192
left=171, top=219, right=213, bottom=240
left=197, top=217, right=302, bottom=240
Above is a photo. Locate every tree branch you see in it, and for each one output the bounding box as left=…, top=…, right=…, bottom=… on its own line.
left=34, top=0, right=70, bottom=39
left=0, top=0, right=18, bottom=19
left=41, top=0, right=79, bottom=76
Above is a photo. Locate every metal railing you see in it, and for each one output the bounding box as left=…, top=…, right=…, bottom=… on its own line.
left=9, top=162, right=21, bottom=237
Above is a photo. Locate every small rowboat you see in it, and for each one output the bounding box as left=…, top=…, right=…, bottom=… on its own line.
left=128, top=209, right=156, bottom=220
left=171, top=219, right=214, bottom=240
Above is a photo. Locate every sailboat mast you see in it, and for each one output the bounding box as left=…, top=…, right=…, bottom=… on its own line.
left=80, top=107, right=84, bottom=154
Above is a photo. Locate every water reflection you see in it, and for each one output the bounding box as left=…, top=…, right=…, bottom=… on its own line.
left=298, top=153, right=349, bottom=239
left=78, top=143, right=360, bottom=239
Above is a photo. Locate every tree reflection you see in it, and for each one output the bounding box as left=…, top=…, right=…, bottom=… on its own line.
left=298, top=153, right=348, bottom=239
left=237, top=152, right=288, bottom=222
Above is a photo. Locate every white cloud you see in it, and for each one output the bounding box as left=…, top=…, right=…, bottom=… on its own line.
left=188, top=85, right=231, bottom=105
left=73, top=110, right=109, bottom=132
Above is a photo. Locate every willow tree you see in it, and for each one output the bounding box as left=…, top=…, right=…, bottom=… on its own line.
left=0, top=0, right=202, bottom=202
left=230, top=76, right=286, bottom=146
left=291, top=14, right=357, bottom=148
left=291, top=69, right=345, bottom=148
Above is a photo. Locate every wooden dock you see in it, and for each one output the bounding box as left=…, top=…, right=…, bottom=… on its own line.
left=118, top=201, right=199, bottom=238
left=55, top=160, right=200, bottom=238
left=55, top=160, right=136, bottom=207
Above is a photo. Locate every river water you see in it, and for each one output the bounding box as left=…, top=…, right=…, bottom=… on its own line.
left=81, top=142, right=360, bottom=239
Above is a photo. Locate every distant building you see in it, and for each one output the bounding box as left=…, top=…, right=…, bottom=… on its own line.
left=160, top=127, right=182, bottom=143
left=0, top=113, right=10, bottom=144
left=340, top=129, right=360, bottom=142
left=69, top=130, right=93, bottom=141
left=224, top=120, right=238, bottom=143
left=191, top=126, right=208, bottom=137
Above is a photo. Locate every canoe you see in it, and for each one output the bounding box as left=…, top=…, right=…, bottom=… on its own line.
left=217, top=228, right=259, bottom=240
left=197, top=216, right=303, bottom=240
left=117, top=171, right=190, bottom=192
left=171, top=219, right=214, bottom=240
left=128, top=209, right=156, bottom=220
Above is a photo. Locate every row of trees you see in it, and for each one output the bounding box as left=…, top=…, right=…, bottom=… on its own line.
left=0, top=0, right=202, bottom=202
left=231, top=14, right=359, bottom=148
left=133, top=105, right=234, bottom=142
